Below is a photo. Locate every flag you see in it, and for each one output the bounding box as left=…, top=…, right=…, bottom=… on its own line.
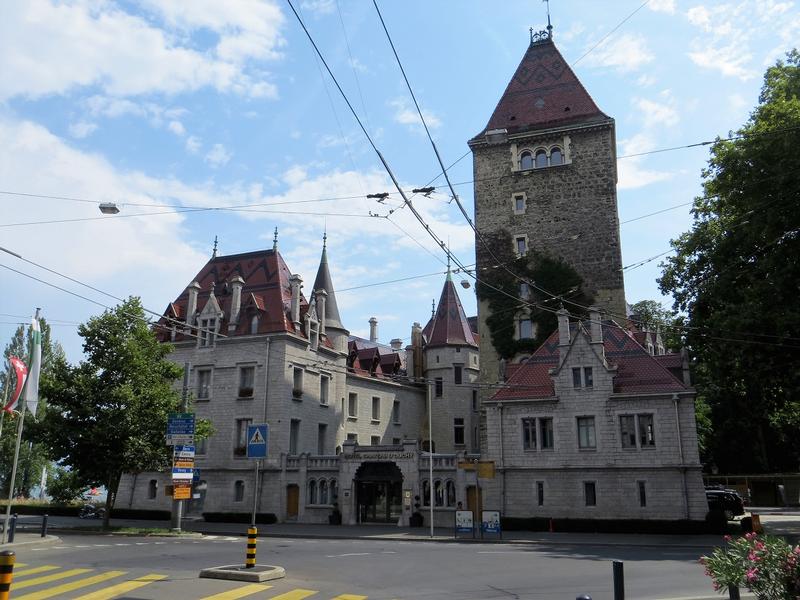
left=4, top=356, right=28, bottom=413
left=23, top=316, right=42, bottom=416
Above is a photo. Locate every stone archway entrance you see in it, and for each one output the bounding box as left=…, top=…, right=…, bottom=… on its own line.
left=355, top=462, right=403, bottom=523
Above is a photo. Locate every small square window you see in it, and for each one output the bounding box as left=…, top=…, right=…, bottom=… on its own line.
left=515, top=236, right=527, bottom=255
left=519, top=319, right=533, bottom=339
left=371, top=435, right=381, bottom=446
left=584, top=481, right=597, bottom=506
left=392, top=437, right=402, bottom=445
left=515, top=195, right=525, bottom=212
left=346, top=432, right=358, bottom=443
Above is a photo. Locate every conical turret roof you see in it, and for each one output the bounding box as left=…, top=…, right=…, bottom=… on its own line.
left=423, top=272, right=477, bottom=348
left=473, top=36, right=608, bottom=139
left=312, top=241, right=345, bottom=331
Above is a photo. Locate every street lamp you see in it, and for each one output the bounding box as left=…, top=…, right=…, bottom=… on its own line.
left=98, top=202, right=120, bottom=215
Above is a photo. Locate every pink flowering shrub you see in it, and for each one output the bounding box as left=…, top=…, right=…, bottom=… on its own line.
left=700, top=533, right=800, bottom=599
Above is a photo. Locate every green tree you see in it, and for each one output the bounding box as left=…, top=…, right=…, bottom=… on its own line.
left=628, top=299, right=683, bottom=351
left=659, top=50, right=800, bottom=473
left=38, top=297, right=186, bottom=526
left=0, top=319, right=64, bottom=497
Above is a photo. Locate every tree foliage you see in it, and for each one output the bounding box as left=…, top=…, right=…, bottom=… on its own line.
left=38, top=297, right=185, bottom=525
left=476, top=230, right=594, bottom=360
left=659, top=50, right=800, bottom=473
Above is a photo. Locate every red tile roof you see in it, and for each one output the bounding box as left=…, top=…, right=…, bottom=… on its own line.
left=423, top=274, right=478, bottom=348
left=491, top=320, right=687, bottom=401
left=473, top=38, right=608, bottom=139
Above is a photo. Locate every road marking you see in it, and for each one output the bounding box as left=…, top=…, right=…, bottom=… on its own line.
left=53, top=546, right=71, bottom=549
left=135, top=542, right=149, bottom=545
left=325, top=553, right=371, bottom=558
left=74, top=545, right=92, bottom=548
left=154, top=541, right=167, bottom=544
left=205, top=535, right=219, bottom=539
left=331, top=595, right=368, bottom=600
left=14, top=566, right=60, bottom=577
left=114, top=543, right=130, bottom=546
left=268, top=590, right=317, bottom=600
left=15, top=570, right=126, bottom=599
left=199, top=583, right=274, bottom=599
left=72, top=573, right=167, bottom=600
left=93, top=544, right=112, bottom=547
left=13, top=568, right=93, bottom=590
left=380, top=551, right=397, bottom=554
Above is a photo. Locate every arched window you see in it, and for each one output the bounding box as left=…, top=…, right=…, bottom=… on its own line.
left=250, top=315, right=259, bottom=334
left=234, top=480, right=245, bottom=502
left=422, top=480, right=431, bottom=506
left=330, top=479, right=338, bottom=503
left=535, top=150, right=548, bottom=168
left=319, top=479, right=328, bottom=505
left=308, top=479, right=317, bottom=505
left=434, top=479, right=444, bottom=507
left=519, top=151, right=534, bottom=170
left=446, top=480, right=456, bottom=507
left=550, top=147, right=563, bottom=165
left=148, top=479, right=158, bottom=499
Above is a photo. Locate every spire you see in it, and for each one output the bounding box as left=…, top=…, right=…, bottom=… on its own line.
left=424, top=273, right=478, bottom=348
left=312, top=235, right=345, bottom=331
left=212, top=235, right=218, bottom=258
left=474, top=35, right=607, bottom=139
left=545, top=0, right=553, bottom=38
left=272, top=227, right=278, bottom=251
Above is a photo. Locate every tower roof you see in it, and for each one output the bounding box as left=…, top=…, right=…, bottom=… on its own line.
left=423, top=272, right=478, bottom=348
left=312, top=240, right=345, bottom=331
left=473, top=36, right=608, bottom=140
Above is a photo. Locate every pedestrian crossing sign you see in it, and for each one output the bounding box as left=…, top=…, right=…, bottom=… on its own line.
left=246, top=423, right=269, bottom=459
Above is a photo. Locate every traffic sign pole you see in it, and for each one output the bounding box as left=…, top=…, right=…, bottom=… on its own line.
left=171, top=363, right=190, bottom=533
left=251, top=460, right=259, bottom=528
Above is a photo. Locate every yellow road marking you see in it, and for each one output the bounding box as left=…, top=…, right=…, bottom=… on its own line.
left=14, top=566, right=60, bottom=577
left=332, top=595, right=368, bottom=600
left=268, top=590, right=318, bottom=600
left=73, top=573, right=167, bottom=600
left=15, top=563, right=28, bottom=567
left=15, top=570, right=126, bottom=599
left=199, top=583, right=274, bottom=599
left=12, top=568, right=92, bottom=590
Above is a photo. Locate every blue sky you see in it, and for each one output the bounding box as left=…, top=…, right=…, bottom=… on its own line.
left=1, top=0, right=798, bottom=361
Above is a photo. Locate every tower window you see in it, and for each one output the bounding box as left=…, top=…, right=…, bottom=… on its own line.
left=535, top=150, right=548, bottom=168
left=515, top=236, right=527, bottom=256
left=519, top=319, right=534, bottom=339
left=550, top=147, right=564, bottom=165
left=512, top=192, right=527, bottom=214
left=519, top=151, right=534, bottom=170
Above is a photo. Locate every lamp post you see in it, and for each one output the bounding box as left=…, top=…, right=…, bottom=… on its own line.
left=427, top=379, right=434, bottom=538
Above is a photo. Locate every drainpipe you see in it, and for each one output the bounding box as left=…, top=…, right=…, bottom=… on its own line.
left=263, top=337, right=271, bottom=423
left=498, top=403, right=506, bottom=514
left=674, top=393, right=689, bottom=519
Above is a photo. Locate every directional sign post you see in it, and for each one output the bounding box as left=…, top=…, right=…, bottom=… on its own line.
left=246, top=424, right=269, bottom=527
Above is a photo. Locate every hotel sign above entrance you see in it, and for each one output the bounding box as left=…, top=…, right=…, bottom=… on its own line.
left=345, top=451, right=414, bottom=460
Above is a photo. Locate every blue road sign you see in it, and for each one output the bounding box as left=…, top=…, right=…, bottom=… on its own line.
left=247, top=424, right=269, bottom=459
left=167, top=413, right=195, bottom=435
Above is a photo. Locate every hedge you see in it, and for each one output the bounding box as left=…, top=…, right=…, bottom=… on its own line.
left=203, top=512, right=277, bottom=524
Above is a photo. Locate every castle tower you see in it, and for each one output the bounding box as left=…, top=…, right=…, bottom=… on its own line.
left=469, top=28, right=626, bottom=387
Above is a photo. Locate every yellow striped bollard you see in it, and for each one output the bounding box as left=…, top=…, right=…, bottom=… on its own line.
left=245, top=527, right=257, bottom=568
left=0, top=550, right=15, bottom=600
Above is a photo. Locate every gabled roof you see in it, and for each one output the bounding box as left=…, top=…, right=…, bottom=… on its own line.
left=312, top=243, right=345, bottom=331
left=423, top=273, right=478, bottom=348
left=492, top=320, right=687, bottom=401
left=473, top=37, right=608, bottom=140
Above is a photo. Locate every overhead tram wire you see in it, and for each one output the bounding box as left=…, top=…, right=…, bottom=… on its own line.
left=571, top=0, right=652, bottom=67
left=335, top=0, right=374, bottom=136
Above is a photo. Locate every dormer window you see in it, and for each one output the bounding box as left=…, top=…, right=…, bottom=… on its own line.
left=519, top=151, right=534, bottom=170
left=250, top=315, right=259, bottom=335
left=198, top=318, right=216, bottom=347
left=550, top=147, right=563, bottom=165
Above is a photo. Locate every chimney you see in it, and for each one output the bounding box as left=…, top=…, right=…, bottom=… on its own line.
left=411, top=322, right=423, bottom=379
left=316, top=289, right=327, bottom=336
left=680, top=347, right=692, bottom=386
left=369, top=317, right=378, bottom=343
left=228, top=274, right=245, bottom=333
left=185, top=281, right=200, bottom=330
left=289, top=274, right=302, bottom=327
left=557, top=308, right=570, bottom=346
left=588, top=305, right=603, bottom=344
left=390, top=338, right=402, bottom=351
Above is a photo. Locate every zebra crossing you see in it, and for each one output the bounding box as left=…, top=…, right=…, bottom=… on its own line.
left=9, top=563, right=370, bottom=599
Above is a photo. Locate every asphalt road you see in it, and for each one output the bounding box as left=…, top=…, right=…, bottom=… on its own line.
left=10, top=532, right=718, bottom=600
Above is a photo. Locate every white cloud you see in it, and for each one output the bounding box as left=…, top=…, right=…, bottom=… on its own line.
left=204, top=143, right=232, bottom=168
left=617, top=133, right=674, bottom=190
left=688, top=43, right=755, bottom=80
left=68, top=121, right=97, bottom=139
left=347, top=57, right=369, bottom=73
left=632, top=96, right=680, bottom=128
left=637, top=74, right=657, bottom=87
left=300, top=0, right=336, bottom=16
left=0, top=1, right=283, bottom=101
left=582, top=33, right=654, bottom=73
left=649, top=0, right=676, bottom=13
left=168, top=121, right=186, bottom=136
left=185, top=136, right=202, bottom=154
left=389, top=97, right=441, bottom=132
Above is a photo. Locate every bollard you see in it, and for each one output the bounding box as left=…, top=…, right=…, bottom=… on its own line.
left=612, top=560, right=625, bottom=600
left=245, top=527, right=257, bottom=568
left=41, top=514, right=49, bottom=538
left=728, top=586, right=741, bottom=600
left=576, top=595, right=592, bottom=600
left=7, top=516, right=17, bottom=544
left=751, top=513, right=763, bottom=534
left=0, top=550, right=16, bottom=600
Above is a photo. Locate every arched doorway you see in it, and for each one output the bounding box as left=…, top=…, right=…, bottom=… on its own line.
left=355, top=462, right=403, bottom=523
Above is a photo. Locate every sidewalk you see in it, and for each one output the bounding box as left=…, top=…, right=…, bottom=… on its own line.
left=0, top=532, right=60, bottom=549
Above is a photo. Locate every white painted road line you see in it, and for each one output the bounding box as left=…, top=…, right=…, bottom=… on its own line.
left=325, top=553, right=372, bottom=558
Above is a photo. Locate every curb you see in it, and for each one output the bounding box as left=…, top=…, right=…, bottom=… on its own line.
left=47, top=528, right=204, bottom=539
left=0, top=534, right=61, bottom=549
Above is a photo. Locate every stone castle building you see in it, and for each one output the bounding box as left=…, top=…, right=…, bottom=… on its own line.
left=118, top=29, right=707, bottom=525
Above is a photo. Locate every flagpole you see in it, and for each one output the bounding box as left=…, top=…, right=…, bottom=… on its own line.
left=2, top=308, right=39, bottom=544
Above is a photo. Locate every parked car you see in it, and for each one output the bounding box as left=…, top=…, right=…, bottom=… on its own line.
left=706, top=487, right=745, bottom=521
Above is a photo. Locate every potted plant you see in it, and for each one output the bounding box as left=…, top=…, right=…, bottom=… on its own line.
left=700, top=533, right=800, bottom=599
